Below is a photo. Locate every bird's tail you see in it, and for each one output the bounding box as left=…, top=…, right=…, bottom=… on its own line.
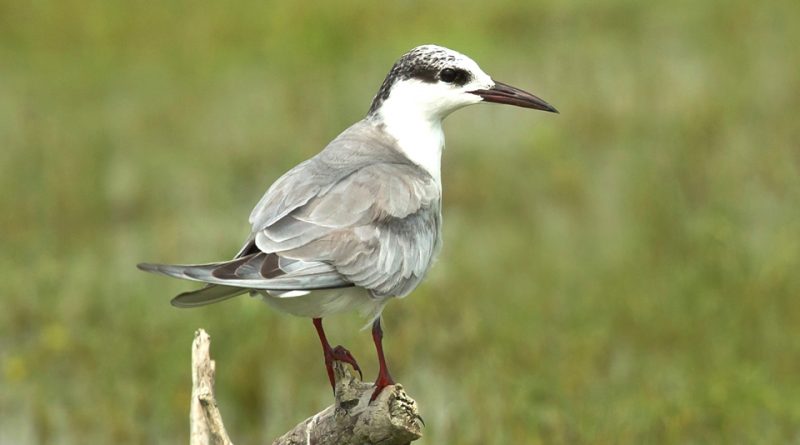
left=137, top=254, right=352, bottom=308
left=138, top=255, right=350, bottom=291
left=169, top=284, right=250, bottom=308
left=137, top=261, right=250, bottom=307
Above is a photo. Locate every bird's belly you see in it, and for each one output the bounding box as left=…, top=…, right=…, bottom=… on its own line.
left=258, top=287, right=385, bottom=320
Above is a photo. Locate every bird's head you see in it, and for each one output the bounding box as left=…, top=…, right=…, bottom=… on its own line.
left=368, top=44, right=557, bottom=122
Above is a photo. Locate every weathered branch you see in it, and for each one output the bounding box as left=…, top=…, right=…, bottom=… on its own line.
left=272, top=362, right=423, bottom=445
left=188, top=329, right=423, bottom=445
left=191, top=329, right=233, bottom=445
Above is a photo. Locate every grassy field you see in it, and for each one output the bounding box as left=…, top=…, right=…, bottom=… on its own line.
left=2, top=0, right=799, bottom=443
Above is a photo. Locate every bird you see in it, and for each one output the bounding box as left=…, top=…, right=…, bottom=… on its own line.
left=138, top=44, right=557, bottom=401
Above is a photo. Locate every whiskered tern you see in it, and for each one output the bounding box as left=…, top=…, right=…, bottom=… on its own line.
left=138, top=44, right=557, bottom=400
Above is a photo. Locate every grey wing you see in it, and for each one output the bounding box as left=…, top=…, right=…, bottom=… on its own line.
left=253, top=162, right=442, bottom=297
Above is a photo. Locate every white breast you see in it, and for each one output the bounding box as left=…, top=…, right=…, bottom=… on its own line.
left=375, top=80, right=446, bottom=184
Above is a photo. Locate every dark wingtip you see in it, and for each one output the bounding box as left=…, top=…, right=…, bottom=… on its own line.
left=137, top=262, right=154, bottom=271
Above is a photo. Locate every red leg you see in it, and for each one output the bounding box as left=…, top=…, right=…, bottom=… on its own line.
left=313, top=318, right=362, bottom=391
left=370, top=317, right=395, bottom=402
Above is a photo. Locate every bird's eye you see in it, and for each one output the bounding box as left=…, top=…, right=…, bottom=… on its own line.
left=439, top=68, right=468, bottom=85
left=439, top=68, right=458, bottom=83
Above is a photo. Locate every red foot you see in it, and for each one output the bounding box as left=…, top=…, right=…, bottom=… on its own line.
left=313, top=318, right=361, bottom=392
left=370, top=366, right=395, bottom=402
left=325, top=345, right=362, bottom=389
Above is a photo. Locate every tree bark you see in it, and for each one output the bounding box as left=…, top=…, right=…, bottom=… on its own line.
left=188, top=329, right=423, bottom=445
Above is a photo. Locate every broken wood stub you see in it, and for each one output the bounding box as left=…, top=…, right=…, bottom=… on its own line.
left=271, top=361, right=423, bottom=445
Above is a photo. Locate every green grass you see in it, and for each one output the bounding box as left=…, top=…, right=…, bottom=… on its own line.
left=2, top=0, right=799, bottom=443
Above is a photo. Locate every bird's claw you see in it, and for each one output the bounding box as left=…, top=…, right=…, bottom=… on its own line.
left=369, top=370, right=396, bottom=402
left=324, top=345, right=363, bottom=392
left=330, top=345, right=363, bottom=380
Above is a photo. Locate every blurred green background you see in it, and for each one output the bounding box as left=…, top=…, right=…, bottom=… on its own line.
left=2, top=0, right=799, bottom=443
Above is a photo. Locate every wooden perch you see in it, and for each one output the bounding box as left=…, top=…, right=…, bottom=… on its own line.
left=272, top=361, right=423, bottom=445
left=189, top=329, right=423, bottom=445
left=191, top=329, right=233, bottom=445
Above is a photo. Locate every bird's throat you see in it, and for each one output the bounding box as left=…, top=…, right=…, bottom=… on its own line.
left=377, top=110, right=445, bottom=184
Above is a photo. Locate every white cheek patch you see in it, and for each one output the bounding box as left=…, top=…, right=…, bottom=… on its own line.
left=464, top=77, right=494, bottom=93
left=454, top=55, right=494, bottom=90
